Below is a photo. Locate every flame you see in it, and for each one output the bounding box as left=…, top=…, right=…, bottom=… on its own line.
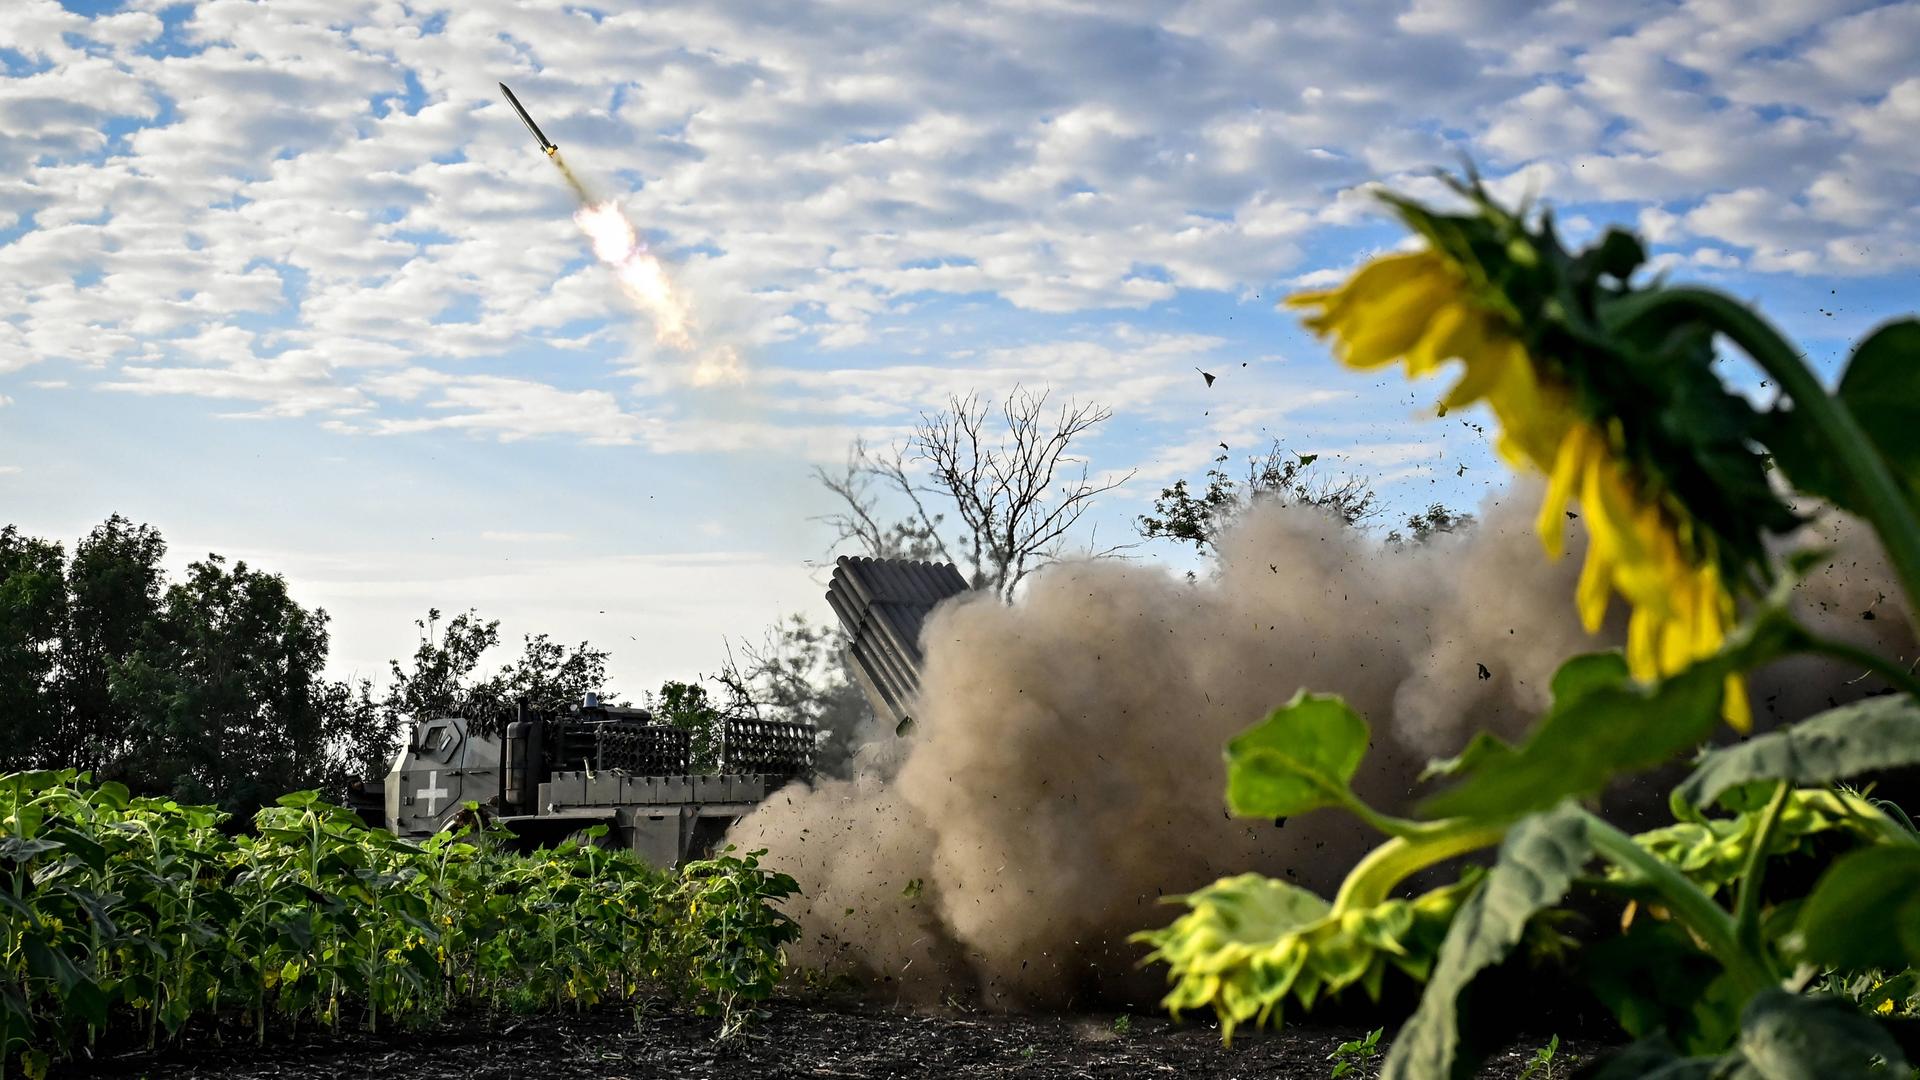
left=572, top=200, right=694, bottom=350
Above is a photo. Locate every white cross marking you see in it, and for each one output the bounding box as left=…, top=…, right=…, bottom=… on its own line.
left=416, top=770, right=449, bottom=817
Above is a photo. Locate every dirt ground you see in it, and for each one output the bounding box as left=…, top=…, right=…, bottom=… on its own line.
left=58, top=997, right=1606, bottom=1079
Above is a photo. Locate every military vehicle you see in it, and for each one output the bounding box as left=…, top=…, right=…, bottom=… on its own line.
left=372, top=555, right=971, bottom=865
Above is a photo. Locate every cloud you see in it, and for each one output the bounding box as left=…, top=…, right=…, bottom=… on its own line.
left=1, top=0, right=1916, bottom=458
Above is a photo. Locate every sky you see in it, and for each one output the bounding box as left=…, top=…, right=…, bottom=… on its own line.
left=2, top=0, right=1917, bottom=696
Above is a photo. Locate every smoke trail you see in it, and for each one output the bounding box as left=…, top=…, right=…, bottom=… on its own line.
left=725, top=489, right=1913, bottom=1007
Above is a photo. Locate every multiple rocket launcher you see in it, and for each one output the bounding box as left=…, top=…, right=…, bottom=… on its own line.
left=373, top=557, right=971, bottom=867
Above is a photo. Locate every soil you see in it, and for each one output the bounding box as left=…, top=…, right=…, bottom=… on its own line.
left=56, top=997, right=1608, bottom=1079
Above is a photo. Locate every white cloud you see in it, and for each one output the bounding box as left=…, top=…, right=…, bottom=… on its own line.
left=1, top=0, right=1916, bottom=445
left=1481, top=84, right=1606, bottom=163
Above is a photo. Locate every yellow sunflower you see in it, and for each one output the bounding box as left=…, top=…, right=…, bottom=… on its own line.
left=1286, top=250, right=1750, bottom=728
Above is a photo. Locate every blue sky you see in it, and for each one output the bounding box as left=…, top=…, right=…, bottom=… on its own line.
left=2, top=0, right=1917, bottom=693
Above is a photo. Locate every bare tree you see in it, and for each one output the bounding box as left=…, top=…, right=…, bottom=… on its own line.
left=811, top=440, right=952, bottom=564
left=815, top=386, right=1132, bottom=600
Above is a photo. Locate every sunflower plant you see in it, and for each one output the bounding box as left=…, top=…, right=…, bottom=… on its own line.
left=1, top=773, right=798, bottom=1077
left=1137, top=176, right=1920, bottom=1078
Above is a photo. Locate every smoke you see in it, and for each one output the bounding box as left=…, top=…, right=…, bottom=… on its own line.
left=725, top=489, right=1913, bottom=1008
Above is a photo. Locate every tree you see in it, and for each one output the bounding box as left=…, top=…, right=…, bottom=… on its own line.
left=497, top=632, right=611, bottom=721
left=1387, top=502, right=1475, bottom=544
left=718, top=614, right=872, bottom=777
left=379, top=608, right=611, bottom=734
left=817, top=386, right=1131, bottom=600
left=380, top=609, right=504, bottom=727
left=0, top=516, right=623, bottom=811
left=812, top=440, right=950, bottom=563
left=0, top=527, right=67, bottom=772
left=314, top=676, right=395, bottom=790
left=648, top=679, right=724, bottom=773
left=59, top=515, right=166, bottom=774
left=109, top=555, right=336, bottom=811
left=1138, top=441, right=1383, bottom=552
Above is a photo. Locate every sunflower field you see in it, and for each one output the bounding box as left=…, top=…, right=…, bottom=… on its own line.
left=1140, top=176, right=1920, bottom=1078
left=0, top=770, right=798, bottom=1078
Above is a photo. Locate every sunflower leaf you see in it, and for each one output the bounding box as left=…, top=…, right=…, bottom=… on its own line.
left=1769, top=319, right=1920, bottom=517
left=1792, top=846, right=1920, bottom=972
left=1226, top=693, right=1370, bottom=819
left=1671, top=694, right=1920, bottom=813
left=1418, top=652, right=1718, bottom=821
left=1837, top=318, right=1920, bottom=504
left=1381, top=803, right=1591, bottom=1080
left=1736, top=990, right=1911, bottom=1080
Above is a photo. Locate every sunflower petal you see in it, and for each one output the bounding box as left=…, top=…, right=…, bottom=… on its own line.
left=1536, top=423, right=1593, bottom=560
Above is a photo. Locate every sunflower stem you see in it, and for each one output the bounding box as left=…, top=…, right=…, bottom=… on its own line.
left=1731, top=780, right=1792, bottom=958
left=1583, top=811, right=1777, bottom=995
left=1614, top=287, right=1920, bottom=624
left=1330, top=820, right=1508, bottom=912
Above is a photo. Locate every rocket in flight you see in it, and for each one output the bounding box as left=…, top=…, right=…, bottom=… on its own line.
left=499, top=82, right=558, bottom=157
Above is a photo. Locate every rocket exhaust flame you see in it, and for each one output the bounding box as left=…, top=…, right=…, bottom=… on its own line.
left=573, top=201, right=694, bottom=350
left=500, top=80, right=740, bottom=379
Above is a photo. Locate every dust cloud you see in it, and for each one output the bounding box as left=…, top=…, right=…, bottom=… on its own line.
left=725, top=489, right=1912, bottom=1007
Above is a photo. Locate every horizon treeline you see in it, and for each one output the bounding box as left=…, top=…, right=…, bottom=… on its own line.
left=0, top=515, right=610, bottom=815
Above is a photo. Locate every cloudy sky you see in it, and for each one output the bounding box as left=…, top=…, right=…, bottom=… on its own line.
left=3, top=0, right=1916, bottom=694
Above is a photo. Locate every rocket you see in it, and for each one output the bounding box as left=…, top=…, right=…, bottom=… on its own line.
left=499, top=82, right=558, bottom=157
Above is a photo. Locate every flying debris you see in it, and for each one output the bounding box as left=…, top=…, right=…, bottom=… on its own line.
left=499, top=82, right=558, bottom=157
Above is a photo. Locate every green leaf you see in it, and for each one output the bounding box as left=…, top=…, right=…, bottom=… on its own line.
left=1381, top=803, right=1591, bottom=1080
left=23, top=934, right=85, bottom=993
left=1419, top=654, right=1632, bottom=785
left=0, top=837, right=64, bottom=863
left=1736, top=989, right=1910, bottom=1079
left=1548, top=650, right=1632, bottom=702
left=1838, top=319, right=1920, bottom=499
left=1770, top=320, right=1920, bottom=514
left=1794, top=847, right=1920, bottom=971
left=1226, top=692, right=1370, bottom=818
left=1672, top=694, right=1920, bottom=812
left=1419, top=653, right=1720, bottom=821
left=1419, top=731, right=1513, bottom=784
left=1584, top=920, right=1740, bottom=1051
